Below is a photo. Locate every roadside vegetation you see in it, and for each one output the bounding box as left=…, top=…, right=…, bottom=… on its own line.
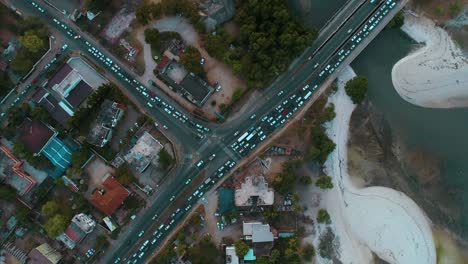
left=205, top=0, right=317, bottom=89
left=180, top=45, right=205, bottom=77
left=11, top=17, right=50, bottom=76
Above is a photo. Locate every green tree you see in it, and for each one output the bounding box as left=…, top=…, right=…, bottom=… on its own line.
left=44, top=214, right=68, bottom=238
left=345, top=76, right=368, bottom=104
left=16, top=205, right=32, bottom=224
left=310, top=126, right=336, bottom=163
left=386, top=11, right=405, bottom=29
left=298, top=176, right=312, bottom=185
left=318, top=227, right=335, bottom=259
left=234, top=240, right=249, bottom=258
left=158, top=148, right=174, bottom=170
left=0, top=184, right=16, bottom=201
left=187, top=239, right=222, bottom=264
left=263, top=207, right=279, bottom=221
left=320, top=103, right=336, bottom=123
left=180, top=46, right=204, bottom=77
left=11, top=49, right=33, bottom=76
left=95, top=234, right=110, bottom=250
left=315, top=175, right=334, bottom=189
left=20, top=30, right=44, bottom=53
left=42, top=200, right=60, bottom=217
left=317, top=209, right=331, bottom=224
left=232, top=88, right=244, bottom=102
left=449, top=1, right=463, bottom=17
left=302, top=243, right=315, bottom=261
left=116, top=164, right=136, bottom=186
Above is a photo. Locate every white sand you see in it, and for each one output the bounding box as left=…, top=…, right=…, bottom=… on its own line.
left=391, top=14, right=468, bottom=108
left=321, top=66, right=436, bottom=264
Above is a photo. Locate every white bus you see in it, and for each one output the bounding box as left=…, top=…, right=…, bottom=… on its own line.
left=304, top=91, right=313, bottom=100
left=237, top=132, right=249, bottom=142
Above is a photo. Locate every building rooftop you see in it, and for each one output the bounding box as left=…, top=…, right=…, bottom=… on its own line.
left=89, top=174, right=130, bottom=215
left=235, top=176, right=274, bottom=207
left=72, top=213, right=96, bottom=234
left=66, top=80, right=93, bottom=109
left=46, top=63, right=73, bottom=89
left=225, top=246, right=239, bottom=264
left=243, top=222, right=274, bottom=243
left=33, top=91, right=71, bottom=127
left=123, top=131, right=163, bottom=173
left=28, top=243, right=62, bottom=264
left=179, top=72, right=214, bottom=105
left=18, top=118, right=55, bottom=154
left=41, top=136, right=72, bottom=172
left=0, top=145, right=37, bottom=195
left=87, top=100, right=124, bottom=147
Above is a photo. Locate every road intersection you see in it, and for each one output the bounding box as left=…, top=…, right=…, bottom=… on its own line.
left=10, top=0, right=405, bottom=263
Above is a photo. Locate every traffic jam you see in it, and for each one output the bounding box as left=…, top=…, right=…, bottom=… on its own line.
left=37, top=1, right=210, bottom=136
left=230, top=0, right=397, bottom=157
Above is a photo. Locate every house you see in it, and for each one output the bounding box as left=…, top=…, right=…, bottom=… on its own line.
left=18, top=118, right=73, bottom=175
left=57, top=214, right=96, bottom=249
left=32, top=57, right=107, bottom=127
left=225, top=245, right=239, bottom=264
left=242, top=222, right=277, bottom=257
left=0, top=144, right=37, bottom=196
left=122, top=131, right=163, bottom=173
left=235, top=176, right=274, bottom=207
left=28, top=243, right=62, bottom=264
left=87, top=100, right=125, bottom=147
left=89, top=174, right=130, bottom=215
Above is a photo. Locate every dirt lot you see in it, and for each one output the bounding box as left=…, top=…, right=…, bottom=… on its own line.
left=84, top=156, right=116, bottom=192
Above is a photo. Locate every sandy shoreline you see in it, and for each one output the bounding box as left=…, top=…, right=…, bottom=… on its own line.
left=391, top=14, right=468, bottom=108
left=322, top=66, right=436, bottom=264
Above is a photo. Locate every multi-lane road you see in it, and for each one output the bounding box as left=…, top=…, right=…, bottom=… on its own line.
left=9, top=0, right=405, bottom=263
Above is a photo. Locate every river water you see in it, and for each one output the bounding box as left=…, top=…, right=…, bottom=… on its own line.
left=351, top=28, right=468, bottom=237
left=289, top=0, right=468, bottom=239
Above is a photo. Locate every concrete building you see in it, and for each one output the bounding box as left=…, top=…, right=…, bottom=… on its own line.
left=58, top=214, right=96, bottom=249
left=242, top=222, right=277, bottom=257
left=87, top=100, right=125, bottom=147
left=235, top=176, right=274, bottom=207
left=225, top=245, right=239, bottom=264
left=18, top=118, right=73, bottom=175
left=122, top=132, right=163, bottom=173
left=28, top=243, right=62, bottom=264
left=0, top=144, right=37, bottom=196
left=159, top=60, right=214, bottom=107
left=32, top=57, right=107, bottom=127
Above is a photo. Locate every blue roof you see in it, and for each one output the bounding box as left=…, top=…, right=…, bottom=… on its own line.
left=243, top=249, right=256, bottom=261
left=42, top=137, right=72, bottom=172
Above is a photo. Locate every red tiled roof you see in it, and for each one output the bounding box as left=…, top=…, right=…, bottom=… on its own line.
left=157, top=56, right=170, bottom=71
left=89, top=176, right=130, bottom=215
left=64, top=225, right=80, bottom=242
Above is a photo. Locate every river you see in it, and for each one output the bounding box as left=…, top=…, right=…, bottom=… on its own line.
left=288, top=0, right=468, bottom=241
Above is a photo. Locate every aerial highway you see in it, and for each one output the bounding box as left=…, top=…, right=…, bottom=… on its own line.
left=11, top=0, right=404, bottom=263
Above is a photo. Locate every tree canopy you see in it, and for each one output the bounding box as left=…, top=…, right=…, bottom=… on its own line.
left=44, top=214, right=68, bottom=238
left=204, top=0, right=317, bottom=89
left=315, top=175, right=334, bottom=189
left=42, top=200, right=60, bottom=217
left=317, top=209, right=331, bottom=224
left=20, top=30, right=44, bottom=53
left=345, top=76, right=368, bottom=104
left=234, top=240, right=249, bottom=258
left=180, top=46, right=205, bottom=77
